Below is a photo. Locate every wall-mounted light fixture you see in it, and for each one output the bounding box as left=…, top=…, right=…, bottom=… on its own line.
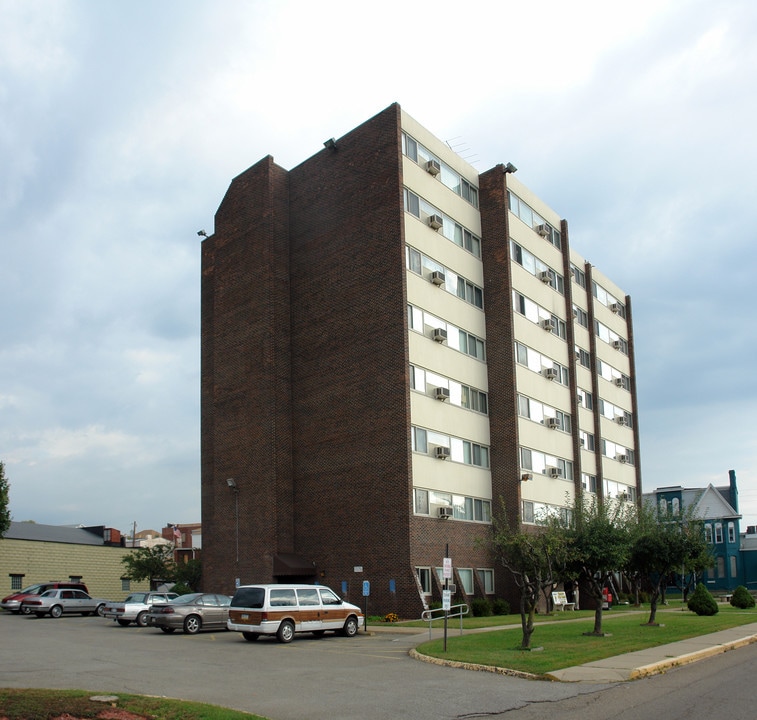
left=323, top=138, right=337, bottom=151
left=503, top=162, right=518, bottom=174
left=197, top=230, right=208, bottom=237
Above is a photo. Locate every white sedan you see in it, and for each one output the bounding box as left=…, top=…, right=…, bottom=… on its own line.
left=22, top=589, right=108, bottom=618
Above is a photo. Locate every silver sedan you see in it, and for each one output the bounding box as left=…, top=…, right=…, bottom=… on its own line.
left=147, top=593, right=231, bottom=634
left=21, top=589, right=108, bottom=618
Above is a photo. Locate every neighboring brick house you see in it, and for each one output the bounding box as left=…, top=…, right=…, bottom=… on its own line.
left=644, top=470, right=742, bottom=593
left=0, top=522, right=150, bottom=602
left=200, top=103, right=641, bottom=617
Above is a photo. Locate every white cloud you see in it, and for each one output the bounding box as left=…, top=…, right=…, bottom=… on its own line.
left=1, top=0, right=756, bottom=533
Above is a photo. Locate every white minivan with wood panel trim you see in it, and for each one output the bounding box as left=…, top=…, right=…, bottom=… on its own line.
left=227, top=584, right=364, bottom=643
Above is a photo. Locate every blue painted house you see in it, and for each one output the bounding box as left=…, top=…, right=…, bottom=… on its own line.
left=644, top=470, right=742, bottom=593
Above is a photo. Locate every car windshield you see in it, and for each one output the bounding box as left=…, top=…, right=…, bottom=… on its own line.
left=40, top=590, right=56, bottom=598
left=170, top=594, right=203, bottom=605
left=123, top=594, right=147, bottom=603
left=19, top=584, right=46, bottom=594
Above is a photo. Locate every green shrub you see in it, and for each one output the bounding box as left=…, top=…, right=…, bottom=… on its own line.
left=470, top=598, right=492, bottom=617
left=170, top=582, right=193, bottom=596
left=492, top=598, right=511, bottom=616
left=687, top=583, right=719, bottom=616
left=730, top=586, right=755, bottom=609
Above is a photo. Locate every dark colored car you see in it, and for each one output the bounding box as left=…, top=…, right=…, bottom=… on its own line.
left=1, top=582, right=89, bottom=614
left=147, top=593, right=232, bottom=634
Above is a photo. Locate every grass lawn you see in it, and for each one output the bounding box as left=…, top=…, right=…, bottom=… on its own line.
left=0, top=688, right=266, bottom=720
left=414, top=604, right=757, bottom=676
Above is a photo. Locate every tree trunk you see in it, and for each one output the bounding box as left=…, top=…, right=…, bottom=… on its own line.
left=646, top=585, right=660, bottom=625
left=520, top=605, right=536, bottom=649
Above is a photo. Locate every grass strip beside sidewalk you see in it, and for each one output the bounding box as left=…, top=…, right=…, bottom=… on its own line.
left=414, top=606, right=757, bottom=676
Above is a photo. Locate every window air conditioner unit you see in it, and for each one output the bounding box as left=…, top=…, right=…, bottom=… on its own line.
left=428, top=214, right=443, bottom=230
left=576, top=394, right=583, bottom=404
left=434, top=446, right=451, bottom=460
left=539, top=270, right=552, bottom=283
left=535, top=223, right=551, bottom=237
left=616, top=415, right=627, bottom=426
left=610, top=303, right=620, bottom=314
left=426, top=159, right=441, bottom=176
left=547, top=467, right=561, bottom=478
left=430, top=270, right=446, bottom=286
left=612, top=340, right=623, bottom=350
left=617, top=454, right=628, bottom=463
left=543, top=367, right=558, bottom=380
left=614, top=377, right=624, bottom=387
left=546, top=417, right=560, bottom=429
left=541, top=318, right=555, bottom=331
left=579, top=438, right=585, bottom=446
left=433, top=328, right=448, bottom=343
left=437, top=506, right=454, bottom=518
left=434, top=387, right=450, bottom=401
left=574, top=349, right=581, bottom=361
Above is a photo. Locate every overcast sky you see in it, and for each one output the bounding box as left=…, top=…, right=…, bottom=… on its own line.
left=2, top=0, right=755, bottom=536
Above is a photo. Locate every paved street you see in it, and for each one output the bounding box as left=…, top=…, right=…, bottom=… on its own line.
left=0, top=613, right=603, bottom=719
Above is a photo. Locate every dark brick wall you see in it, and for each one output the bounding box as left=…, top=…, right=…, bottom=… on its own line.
left=285, top=104, right=420, bottom=614
left=201, top=156, right=293, bottom=593
left=478, top=166, right=521, bottom=608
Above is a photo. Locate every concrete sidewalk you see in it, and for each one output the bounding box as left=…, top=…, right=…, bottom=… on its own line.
left=546, top=621, right=757, bottom=682
left=375, top=617, right=757, bottom=683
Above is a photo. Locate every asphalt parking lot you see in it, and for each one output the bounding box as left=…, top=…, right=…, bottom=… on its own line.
left=0, top=612, right=606, bottom=719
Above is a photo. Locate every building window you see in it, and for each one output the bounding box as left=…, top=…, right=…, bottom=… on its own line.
left=520, top=446, right=573, bottom=480
left=705, top=524, right=713, bottom=543
left=414, top=488, right=429, bottom=515
left=515, top=341, right=569, bottom=386
left=593, top=282, right=626, bottom=318
left=595, top=320, right=628, bottom=354
left=573, top=305, right=589, bottom=327
left=457, top=569, right=474, bottom=595
left=508, top=191, right=561, bottom=249
left=417, top=567, right=432, bottom=594
left=513, top=290, right=567, bottom=339
left=412, top=427, right=490, bottom=468
left=405, top=245, right=484, bottom=309
left=10, top=575, right=24, bottom=590
left=715, top=523, right=723, bottom=544
left=412, top=427, right=427, bottom=453
left=575, top=347, right=591, bottom=368
left=571, top=264, right=586, bottom=288
left=477, top=569, right=495, bottom=594
left=410, top=364, right=488, bottom=415
left=403, top=188, right=482, bottom=258
left=517, top=393, right=571, bottom=432
left=579, top=431, right=595, bottom=451
left=576, top=387, right=593, bottom=410
left=402, top=132, right=479, bottom=208
left=510, top=240, right=564, bottom=293
left=582, top=473, right=597, bottom=493
left=728, top=523, right=736, bottom=543
left=717, top=556, right=725, bottom=578
left=121, top=578, right=131, bottom=592
left=730, top=555, right=737, bottom=577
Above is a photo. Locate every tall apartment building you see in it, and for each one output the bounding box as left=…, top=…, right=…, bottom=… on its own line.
left=200, top=103, right=641, bottom=617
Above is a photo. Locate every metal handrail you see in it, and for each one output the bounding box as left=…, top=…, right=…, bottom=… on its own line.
left=420, top=603, right=469, bottom=640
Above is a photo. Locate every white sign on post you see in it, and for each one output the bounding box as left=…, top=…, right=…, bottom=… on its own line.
left=442, top=589, right=452, bottom=611
left=443, top=557, right=452, bottom=579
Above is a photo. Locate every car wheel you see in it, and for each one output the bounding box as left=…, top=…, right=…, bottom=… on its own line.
left=276, top=620, right=295, bottom=643
left=183, top=615, right=202, bottom=634
left=136, top=611, right=149, bottom=627
left=20, top=605, right=31, bottom=615
left=35, top=612, right=45, bottom=618
left=342, top=615, right=359, bottom=637
left=50, top=605, right=63, bottom=618
left=242, top=632, right=259, bottom=642
left=117, top=619, right=131, bottom=627
left=96, top=604, right=105, bottom=617
left=160, top=626, right=176, bottom=634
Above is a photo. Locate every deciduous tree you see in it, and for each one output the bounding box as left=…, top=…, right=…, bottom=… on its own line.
left=121, top=544, right=176, bottom=588
left=0, top=461, right=11, bottom=539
